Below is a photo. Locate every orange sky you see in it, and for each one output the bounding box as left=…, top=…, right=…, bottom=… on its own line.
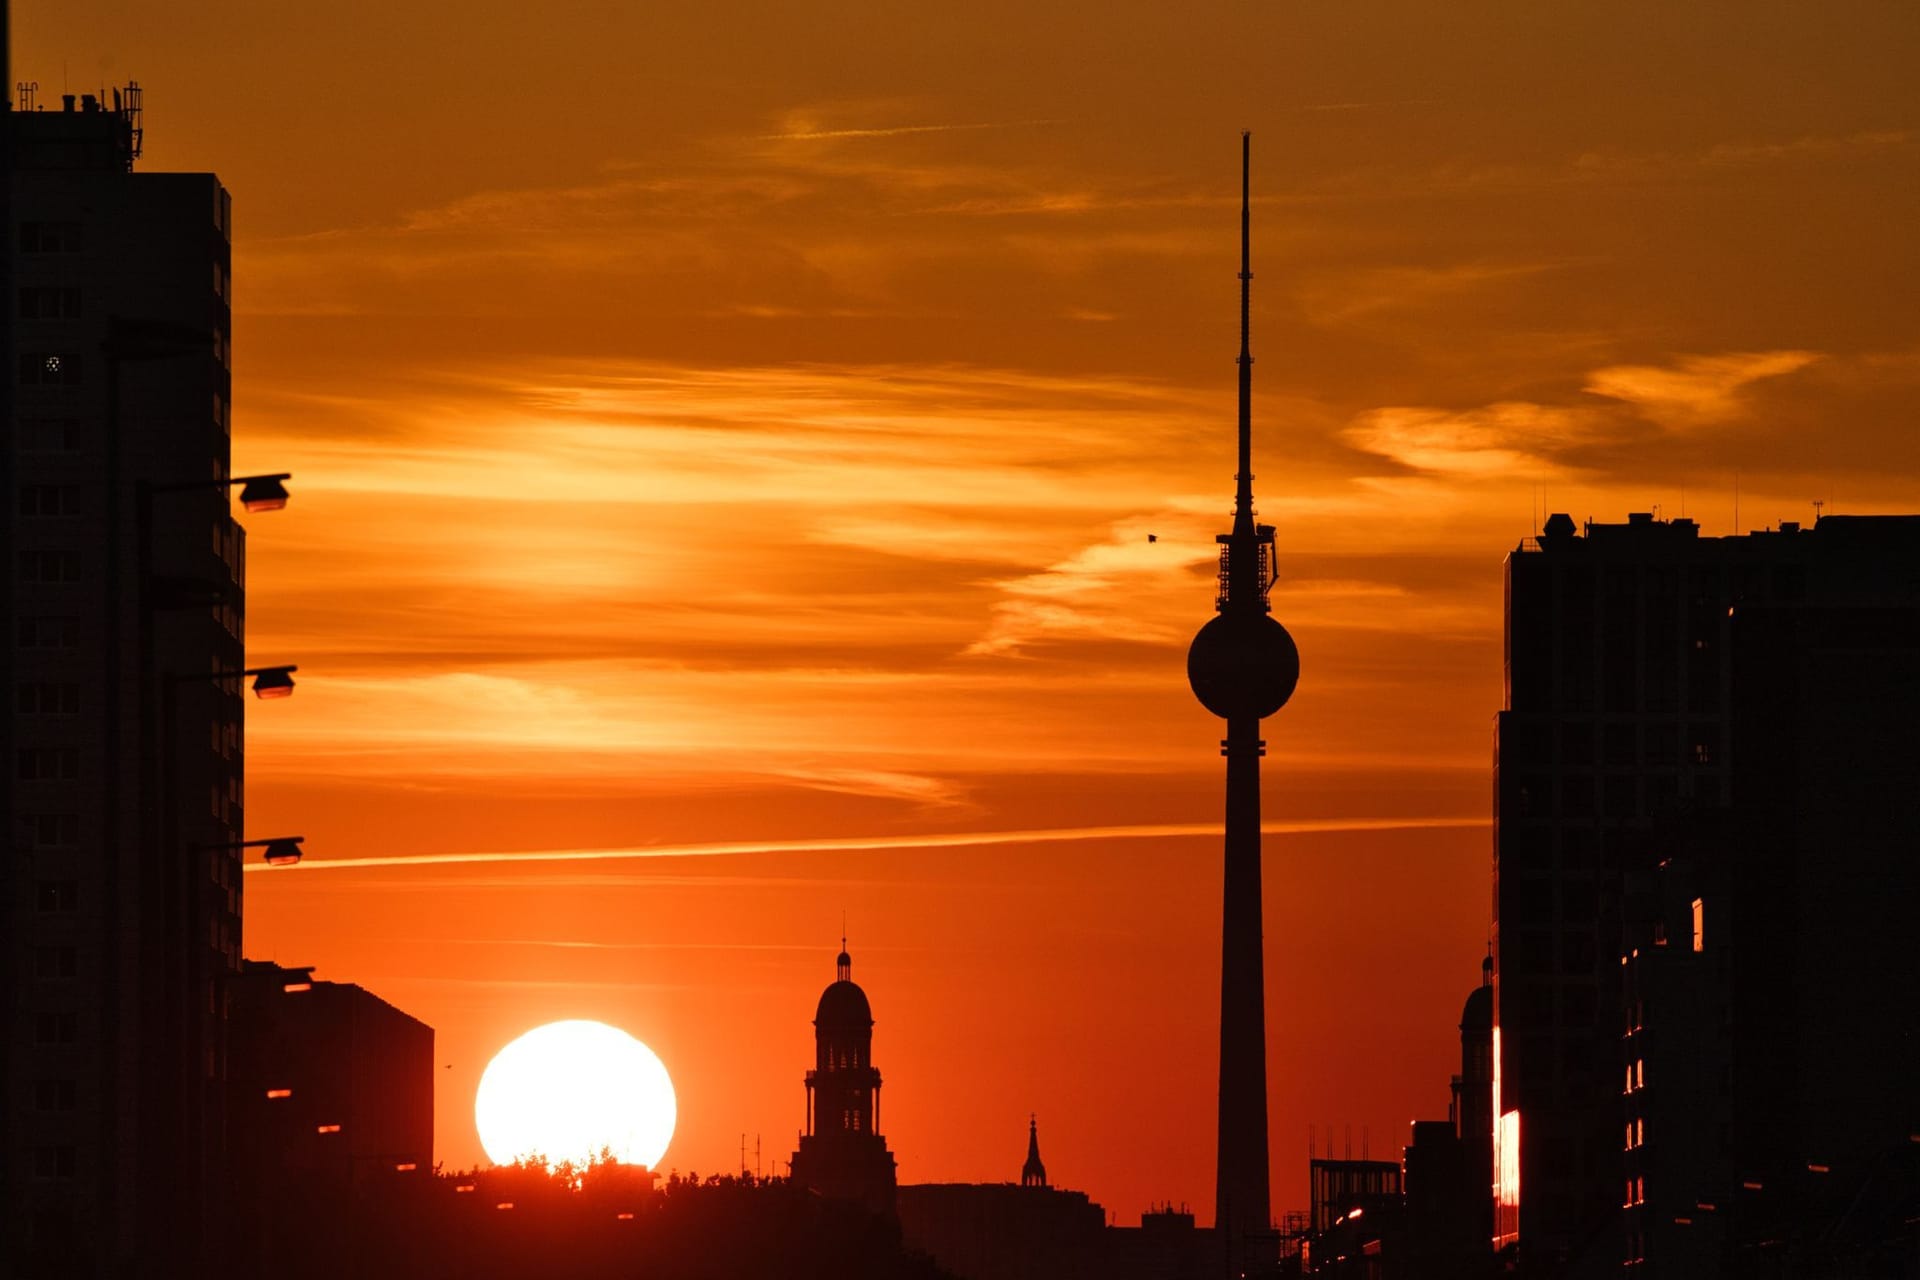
left=17, top=0, right=1920, bottom=1222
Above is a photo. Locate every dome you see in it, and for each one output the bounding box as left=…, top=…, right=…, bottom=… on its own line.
left=815, top=979, right=872, bottom=1028
left=1460, top=982, right=1492, bottom=1034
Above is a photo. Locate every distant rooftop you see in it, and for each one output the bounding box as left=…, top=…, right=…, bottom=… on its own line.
left=9, top=80, right=144, bottom=171
left=1519, top=511, right=1920, bottom=556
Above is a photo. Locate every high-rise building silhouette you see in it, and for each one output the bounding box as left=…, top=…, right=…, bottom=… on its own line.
left=1186, top=132, right=1300, bottom=1276
left=791, top=942, right=897, bottom=1213
left=1493, top=511, right=1920, bottom=1273
left=226, top=961, right=436, bottom=1278
left=3, top=66, right=246, bottom=1274
left=1619, top=601, right=1919, bottom=1275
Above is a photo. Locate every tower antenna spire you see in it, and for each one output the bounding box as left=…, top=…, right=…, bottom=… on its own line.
left=1235, top=129, right=1255, bottom=534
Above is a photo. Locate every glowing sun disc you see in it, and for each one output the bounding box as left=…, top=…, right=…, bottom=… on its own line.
left=475, top=1020, right=676, bottom=1169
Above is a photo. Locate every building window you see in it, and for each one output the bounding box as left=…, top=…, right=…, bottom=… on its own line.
left=17, top=616, right=80, bottom=650
left=1691, top=898, right=1705, bottom=952
left=18, top=683, right=81, bottom=715
left=18, top=286, right=83, bottom=319
left=1644, top=728, right=1677, bottom=767
left=35, top=880, right=78, bottom=913
left=19, top=417, right=79, bottom=453
left=18, top=748, right=80, bottom=781
left=18, top=486, right=80, bottom=518
left=18, top=550, right=81, bottom=583
left=1560, top=775, right=1594, bottom=818
left=33, top=1079, right=77, bottom=1112
left=1603, top=774, right=1637, bottom=818
left=31, top=1146, right=77, bottom=1181
left=1563, top=984, right=1597, bottom=1027
left=1687, top=726, right=1716, bottom=765
left=17, top=353, right=83, bottom=387
left=1560, top=932, right=1597, bottom=974
left=19, top=221, right=83, bottom=253
left=33, top=1011, right=78, bottom=1044
left=1603, top=722, right=1636, bottom=767
left=27, top=812, right=81, bottom=848
left=32, top=946, right=78, bottom=979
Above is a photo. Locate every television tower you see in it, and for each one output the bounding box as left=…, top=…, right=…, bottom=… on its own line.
left=1186, top=131, right=1300, bottom=1276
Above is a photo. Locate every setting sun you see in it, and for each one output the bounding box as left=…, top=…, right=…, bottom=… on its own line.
left=474, top=1021, right=677, bottom=1171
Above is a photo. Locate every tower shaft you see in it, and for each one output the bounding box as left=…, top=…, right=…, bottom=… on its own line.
left=1216, top=713, right=1272, bottom=1263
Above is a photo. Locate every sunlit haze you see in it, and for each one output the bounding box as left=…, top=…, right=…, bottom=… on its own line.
left=15, top=0, right=1918, bottom=1222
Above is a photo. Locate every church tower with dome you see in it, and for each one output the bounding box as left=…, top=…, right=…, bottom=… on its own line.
left=790, top=942, right=897, bottom=1213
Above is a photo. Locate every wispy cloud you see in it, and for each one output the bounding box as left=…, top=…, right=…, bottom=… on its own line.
left=966, top=512, right=1215, bottom=656
left=1584, top=350, right=1820, bottom=427
left=1343, top=402, right=1591, bottom=477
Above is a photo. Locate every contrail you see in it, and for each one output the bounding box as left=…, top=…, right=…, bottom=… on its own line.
left=763, top=119, right=1061, bottom=141
left=244, top=816, right=1486, bottom=874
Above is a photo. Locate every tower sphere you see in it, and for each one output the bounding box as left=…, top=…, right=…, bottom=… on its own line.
left=1187, top=612, right=1300, bottom=720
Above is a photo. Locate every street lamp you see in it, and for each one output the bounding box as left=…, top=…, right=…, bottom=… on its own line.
left=254, top=837, right=306, bottom=868
left=236, top=473, right=292, bottom=513
left=259, top=839, right=305, bottom=867
left=206, top=836, right=307, bottom=867
left=204, top=664, right=299, bottom=700
left=191, top=665, right=298, bottom=699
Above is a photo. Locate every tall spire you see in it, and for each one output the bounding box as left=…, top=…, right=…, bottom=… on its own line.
left=1235, top=129, right=1255, bottom=536
left=1022, top=1114, right=1048, bottom=1188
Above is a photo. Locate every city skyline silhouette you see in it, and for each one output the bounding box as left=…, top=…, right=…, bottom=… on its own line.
left=6, top=1, right=1920, bottom=1275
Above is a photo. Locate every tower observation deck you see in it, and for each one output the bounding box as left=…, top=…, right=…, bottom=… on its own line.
left=1186, top=132, right=1300, bottom=1278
